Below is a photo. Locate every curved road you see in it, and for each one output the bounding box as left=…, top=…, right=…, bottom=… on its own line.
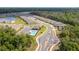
left=20, top=14, right=60, bottom=51
left=36, top=24, right=60, bottom=51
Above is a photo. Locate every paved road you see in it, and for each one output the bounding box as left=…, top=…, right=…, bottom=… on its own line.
left=33, top=15, right=66, bottom=27
left=23, top=14, right=60, bottom=51
left=20, top=16, right=33, bottom=24
left=36, top=24, right=59, bottom=51
left=20, top=15, right=39, bottom=25
left=17, top=26, right=31, bottom=34
left=19, top=14, right=60, bottom=51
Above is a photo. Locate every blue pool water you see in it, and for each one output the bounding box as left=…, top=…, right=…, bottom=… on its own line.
left=30, top=30, right=38, bottom=36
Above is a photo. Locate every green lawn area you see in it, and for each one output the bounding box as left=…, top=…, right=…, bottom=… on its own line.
left=14, top=17, right=28, bottom=25
left=35, top=25, right=46, bottom=37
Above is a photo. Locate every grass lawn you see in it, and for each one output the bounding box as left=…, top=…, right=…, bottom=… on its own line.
left=35, top=25, right=46, bottom=37
left=14, top=17, right=28, bottom=25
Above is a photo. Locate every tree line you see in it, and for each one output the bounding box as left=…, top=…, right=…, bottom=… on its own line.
left=0, top=8, right=79, bottom=13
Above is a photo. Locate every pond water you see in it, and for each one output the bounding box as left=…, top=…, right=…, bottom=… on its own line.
left=0, top=17, right=16, bottom=22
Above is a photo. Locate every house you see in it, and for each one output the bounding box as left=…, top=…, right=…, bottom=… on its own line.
left=31, top=24, right=40, bottom=30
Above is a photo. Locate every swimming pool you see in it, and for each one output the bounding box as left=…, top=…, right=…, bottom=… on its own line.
left=30, top=30, right=38, bottom=36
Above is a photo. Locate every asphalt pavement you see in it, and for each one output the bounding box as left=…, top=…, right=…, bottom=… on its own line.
left=37, top=24, right=59, bottom=51
left=19, top=14, right=60, bottom=51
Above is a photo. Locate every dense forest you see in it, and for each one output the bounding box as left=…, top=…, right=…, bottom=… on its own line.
left=0, top=26, right=36, bottom=51
left=0, top=8, right=79, bottom=13
left=31, top=11, right=79, bottom=51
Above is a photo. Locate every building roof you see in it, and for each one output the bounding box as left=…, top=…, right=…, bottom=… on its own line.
left=32, top=24, right=40, bottom=30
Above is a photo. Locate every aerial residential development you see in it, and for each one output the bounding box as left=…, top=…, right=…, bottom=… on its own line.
left=0, top=8, right=79, bottom=51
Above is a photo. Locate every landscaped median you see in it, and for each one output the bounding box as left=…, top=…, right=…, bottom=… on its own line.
left=35, top=25, right=48, bottom=51
left=35, top=25, right=47, bottom=38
